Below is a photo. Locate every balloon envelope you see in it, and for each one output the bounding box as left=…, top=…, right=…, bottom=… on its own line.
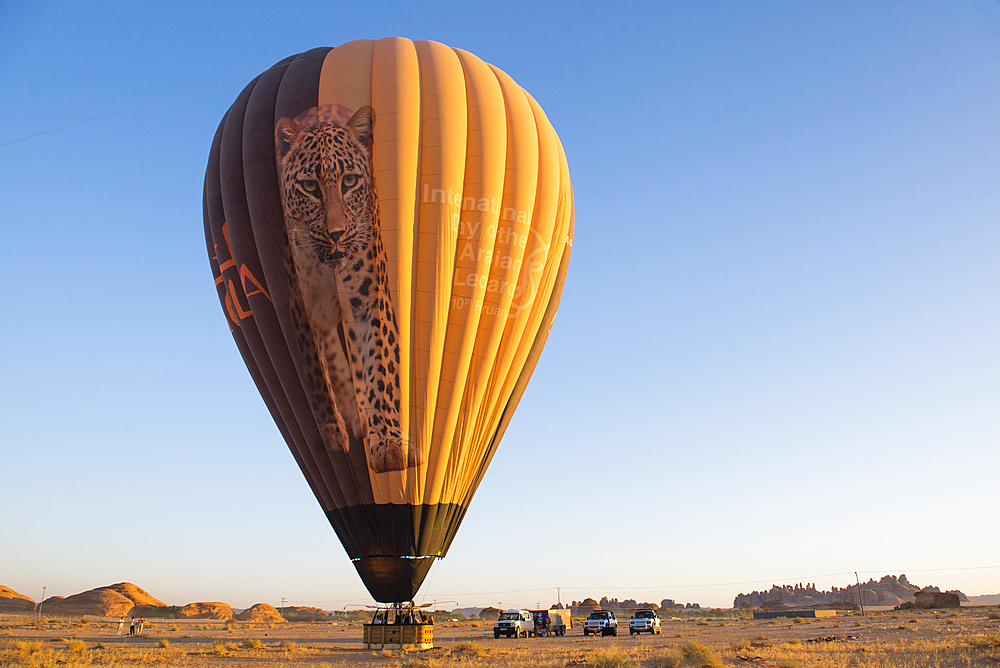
left=204, top=38, right=573, bottom=602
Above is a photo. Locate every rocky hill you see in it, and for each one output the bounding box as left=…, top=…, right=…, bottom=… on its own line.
left=280, top=606, right=329, bottom=621
left=235, top=603, right=285, bottom=622
left=176, top=602, right=233, bottom=619
left=0, top=586, right=35, bottom=612
left=734, top=574, right=969, bottom=609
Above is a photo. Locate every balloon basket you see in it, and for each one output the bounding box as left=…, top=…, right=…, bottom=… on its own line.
left=362, top=622, right=433, bottom=650
left=362, top=604, right=434, bottom=650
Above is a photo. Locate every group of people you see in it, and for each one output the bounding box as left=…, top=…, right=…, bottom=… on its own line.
left=116, top=616, right=145, bottom=636
left=370, top=609, right=432, bottom=625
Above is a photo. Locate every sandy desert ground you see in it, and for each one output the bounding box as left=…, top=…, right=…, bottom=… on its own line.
left=2, top=607, right=999, bottom=667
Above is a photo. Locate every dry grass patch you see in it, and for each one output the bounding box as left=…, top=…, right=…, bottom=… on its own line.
left=590, top=646, right=637, bottom=668
left=646, top=647, right=683, bottom=668
left=968, top=633, right=1000, bottom=649
left=678, top=641, right=721, bottom=668
left=451, top=640, right=485, bottom=656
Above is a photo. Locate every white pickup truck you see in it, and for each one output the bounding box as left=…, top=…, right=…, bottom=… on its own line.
left=629, top=609, right=661, bottom=635
left=493, top=610, right=533, bottom=638
left=583, top=610, right=618, bottom=636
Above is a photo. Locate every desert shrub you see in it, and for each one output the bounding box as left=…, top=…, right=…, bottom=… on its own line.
left=158, top=638, right=169, bottom=648
left=680, top=641, right=721, bottom=668
left=212, top=639, right=229, bottom=655
left=242, top=638, right=262, bottom=649
left=590, top=647, right=636, bottom=668
left=776, top=660, right=802, bottom=668
left=786, top=638, right=802, bottom=646
left=66, top=639, right=86, bottom=653
left=94, top=643, right=106, bottom=650
left=400, top=656, right=435, bottom=668
left=730, top=639, right=751, bottom=651
left=80, top=616, right=89, bottom=625
left=647, top=648, right=683, bottom=668
left=14, top=641, right=42, bottom=653
left=452, top=641, right=484, bottom=656
left=791, top=617, right=804, bottom=625
left=281, top=640, right=299, bottom=652
left=989, top=612, right=1000, bottom=620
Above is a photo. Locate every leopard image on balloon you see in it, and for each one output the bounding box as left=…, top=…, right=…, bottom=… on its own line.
left=274, top=104, right=417, bottom=474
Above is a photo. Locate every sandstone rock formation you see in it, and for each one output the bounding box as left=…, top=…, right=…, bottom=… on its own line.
left=236, top=603, right=285, bottom=622
left=733, top=574, right=970, bottom=609
left=176, top=602, right=234, bottom=620
left=35, top=582, right=169, bottom=617
left=280, top=606, right=329, bottom=621
left=100, top=583, right=166, bottom=608
left=0, top=586, right=35, bottom=612
left=42, top=588, right=135, bottom=616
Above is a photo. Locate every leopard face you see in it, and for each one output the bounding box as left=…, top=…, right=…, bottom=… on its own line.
left=276, top=109, right=375, bottom=268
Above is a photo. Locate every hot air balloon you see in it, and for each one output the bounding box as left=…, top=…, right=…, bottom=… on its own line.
left=204, top=38, right=573, bottom=603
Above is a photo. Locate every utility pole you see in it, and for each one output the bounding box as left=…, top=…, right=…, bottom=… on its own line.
left=556, top=588, right=561, bottom=607
left=855, top=572, right=865, bottom=617
left=281, top=598, right=286, bottom=616
left=37, top=586, right=46, bottom=620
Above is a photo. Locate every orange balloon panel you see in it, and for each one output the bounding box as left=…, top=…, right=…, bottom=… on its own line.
left=204, top=39, right=573, bottom=602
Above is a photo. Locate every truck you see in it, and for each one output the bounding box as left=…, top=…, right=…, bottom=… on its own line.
left=583, top=610, right=618, bottom=636
left=494, top=610, right=533, bottom=638
left=528, top=609, right=571, bottom=636
left=628, top=609, right=661, bottom=635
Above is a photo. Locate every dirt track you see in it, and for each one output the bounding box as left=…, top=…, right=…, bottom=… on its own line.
left=3, top=607, right=1000, bottom=666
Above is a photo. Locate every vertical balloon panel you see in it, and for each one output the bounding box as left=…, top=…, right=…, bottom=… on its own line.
left=204, top=39, right=573, bottom=602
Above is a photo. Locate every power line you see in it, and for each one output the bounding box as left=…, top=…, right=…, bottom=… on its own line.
left=0, top=72, right=256, bottom=148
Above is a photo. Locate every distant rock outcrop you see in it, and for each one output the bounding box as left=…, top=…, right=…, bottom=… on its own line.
left=280, top=606, right=329, bottom=621
left=0, top=586, right=35, bottom=612
left=733, top=575, right=967, bottom=609
left=913, top=591, right=961, bottom=609
left=660, top=599, right=703, bottom=611
left=236, top=603, right=285, bottom=622
left=176, top=602, right=233, bottom=620
left=479, top=607, right=501, bottom=620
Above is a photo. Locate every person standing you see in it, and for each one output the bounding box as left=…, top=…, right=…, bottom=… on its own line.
left=129, top=618, right=136, bottom=636
left=138, top=618, right=145, bottom=635
left=117, top=616, right=125, bottom=635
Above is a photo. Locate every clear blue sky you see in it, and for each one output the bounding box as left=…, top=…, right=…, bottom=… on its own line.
left=1, top=1, right=997, bottom=611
